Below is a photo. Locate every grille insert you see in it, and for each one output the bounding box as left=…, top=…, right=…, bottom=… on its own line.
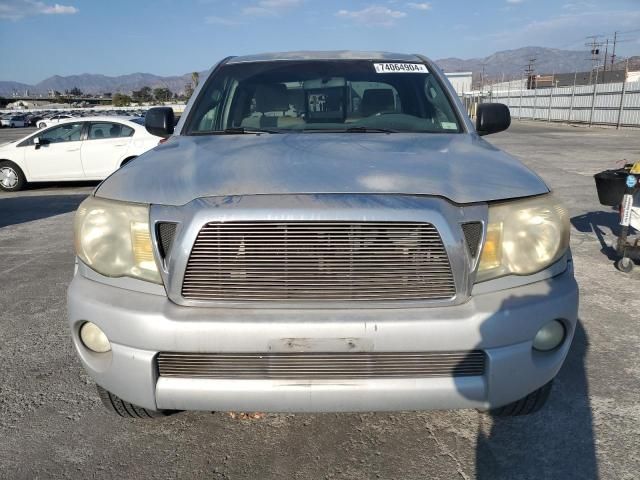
left=157, top=351, right=486, bottom=379
left=461, top=222, right=483, bottom=259
left=182, top=222, right=455, bottom=302
left=157, top=222, right=177, bottom=259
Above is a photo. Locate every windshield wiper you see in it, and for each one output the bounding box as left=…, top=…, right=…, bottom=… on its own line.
left=344, top=126, right=398, bottom=133
left=301, top=126, right=398, bottom=134
left=191, top=127, right=281, bottom=135
left=218, top=127, right=281, bottom=135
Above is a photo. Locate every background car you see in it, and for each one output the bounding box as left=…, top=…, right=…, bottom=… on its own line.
left=37, top=114, right=73, bottom=129
left=0, top=116, right=162, bottom=191
left=0, top=113, right=15, bottom=127
left=11, top=115, right=27, bottom=128
left=25, top=114, right=43, bottom=127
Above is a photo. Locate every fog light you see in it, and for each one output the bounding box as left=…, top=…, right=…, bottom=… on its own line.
left=79, top=322, right=111, bottom=353
left=533, top=320, right=566, bottom=351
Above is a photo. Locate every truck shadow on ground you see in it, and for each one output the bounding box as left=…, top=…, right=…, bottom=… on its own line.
left=474, top=321, right=596, bottom=479
left=0, top=194, right=87, bottom=228
left=24, top=180, right=100, bottom=191
left=571, top=210, right=621, bottom=260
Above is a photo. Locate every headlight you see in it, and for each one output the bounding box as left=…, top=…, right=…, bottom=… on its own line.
left=74, top=196, right=161, bottom=284
left=476, top=194, right=569, bottom=282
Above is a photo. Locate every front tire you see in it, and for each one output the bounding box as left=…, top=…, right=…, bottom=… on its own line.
left=38, top=122, right=46, bottom=129
left=0, top=161, right=27, bottom=192
left=96, top=385, right=177, bottom=419
left=490, top=380, right=553, bottom=416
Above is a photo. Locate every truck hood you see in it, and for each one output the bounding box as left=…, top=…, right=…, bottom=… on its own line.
left=96, top=133, right=548, bottom=205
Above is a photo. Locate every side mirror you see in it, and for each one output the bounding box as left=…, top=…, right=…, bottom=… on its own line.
left=476, top=103, right=511, bottom=136
left=33, top=137, right=41, bottom=149
left=145, top=107, right=175, bottom=138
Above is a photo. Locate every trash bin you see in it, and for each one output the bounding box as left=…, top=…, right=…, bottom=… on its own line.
left=594, top=168, right=630, bottom=206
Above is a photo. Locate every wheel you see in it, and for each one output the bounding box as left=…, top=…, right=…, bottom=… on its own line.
left=0, top=161, right=27, bottom=192
left=96, top=385, right=178, bottom=419
left=615, top=257, right=634, bottom=273
left=490, top=380, right=553, bottom=416
left=38, top=122, right=46, bottom=129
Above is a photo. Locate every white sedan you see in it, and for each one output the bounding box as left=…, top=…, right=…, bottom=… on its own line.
left=0, top=117, right=162, bottom=191
left=37, top=114, right=73, bottom=129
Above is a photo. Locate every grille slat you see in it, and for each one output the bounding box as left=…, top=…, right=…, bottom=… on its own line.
left=157, top=351, right=485, bottom=379
left=182, top=221, right=455, bottom=302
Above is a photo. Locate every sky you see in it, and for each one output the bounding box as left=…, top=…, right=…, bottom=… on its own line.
left=1, top=0, right=639, bottom=83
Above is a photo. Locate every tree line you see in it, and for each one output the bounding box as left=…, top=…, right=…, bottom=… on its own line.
left=112, top=72, right=200, bottom=107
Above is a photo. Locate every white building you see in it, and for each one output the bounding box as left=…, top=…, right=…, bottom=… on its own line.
left=444, top=72, right=473, bottom=95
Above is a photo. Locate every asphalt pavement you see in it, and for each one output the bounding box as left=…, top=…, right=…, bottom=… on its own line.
left=0, top=121, right=639, bottom=479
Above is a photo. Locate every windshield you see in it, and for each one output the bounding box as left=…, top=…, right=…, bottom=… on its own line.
left=185, top=60, right=462, bottom=135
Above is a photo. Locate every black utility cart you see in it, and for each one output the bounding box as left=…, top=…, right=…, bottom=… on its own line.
left=594, top=166, right=640, bottom=273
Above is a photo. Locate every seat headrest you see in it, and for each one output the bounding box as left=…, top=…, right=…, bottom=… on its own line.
left=361, top=89, right=395, bottom=117
left=93, top=129, right=104, bottom=138
left=109, top=125, right=121, bottom=137
left=255, top=84, right=289, bottom=113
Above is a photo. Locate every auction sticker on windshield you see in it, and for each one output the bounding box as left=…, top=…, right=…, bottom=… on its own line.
left=374, top=63, right=429, bottom=73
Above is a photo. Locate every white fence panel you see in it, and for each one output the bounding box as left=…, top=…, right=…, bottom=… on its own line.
left=468, top=79, right=640, bottom=127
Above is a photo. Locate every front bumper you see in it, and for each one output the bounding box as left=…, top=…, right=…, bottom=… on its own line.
left=67, top=265, right=579, bottom=413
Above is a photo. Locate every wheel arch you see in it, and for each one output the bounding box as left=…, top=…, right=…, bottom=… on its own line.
left=0, top=158, right=29, bottom=180
left=0, top=158, right=28, bottom=190
left=120, top=155, right=138, bottom=168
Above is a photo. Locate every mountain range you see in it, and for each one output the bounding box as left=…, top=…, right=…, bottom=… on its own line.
left=1, top=46, right=635, bottom=97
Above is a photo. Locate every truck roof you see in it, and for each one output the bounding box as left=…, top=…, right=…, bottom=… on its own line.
left=226, top=50, right=425, bottom=64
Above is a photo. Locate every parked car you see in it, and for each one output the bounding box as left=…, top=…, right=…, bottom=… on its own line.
left=26, top=115, right=43, bottom=127
left=68, top=51, right=578, bottom=419
left=0, top=115, right=27, bottom=128
left=0, top=116, right=162, bottom=191
left=37, top=114, right=73, bottom=129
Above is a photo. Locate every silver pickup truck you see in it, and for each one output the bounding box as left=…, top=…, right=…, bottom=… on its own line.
left=68, top=51, right=578, bottom=418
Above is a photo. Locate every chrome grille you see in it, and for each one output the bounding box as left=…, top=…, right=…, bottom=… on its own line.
left=181, top=221, right=456, bottom=302
left=157, top=351, right=485, bottom=379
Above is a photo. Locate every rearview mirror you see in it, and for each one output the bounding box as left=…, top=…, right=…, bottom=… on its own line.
left=476, top=103, right=511, bottom=136
left=145, top=107, right=175, bottom=138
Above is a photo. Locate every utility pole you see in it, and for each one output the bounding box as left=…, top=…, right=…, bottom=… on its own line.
left=611, top=31, right=618, bottom=69
left=603, top=38, right=609, bottom=81
left=524, top=58, right=536, bottom=89
left=585, top=35, right=603, bottom=85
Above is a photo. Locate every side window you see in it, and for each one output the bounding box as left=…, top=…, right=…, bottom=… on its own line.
left=196, top=88, right=226, bottom=131
left=424, top=76, right=459, bottom=125
left=88, top=122, right=134, bottom=140
left=38, top=123, right=84, bottom=144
